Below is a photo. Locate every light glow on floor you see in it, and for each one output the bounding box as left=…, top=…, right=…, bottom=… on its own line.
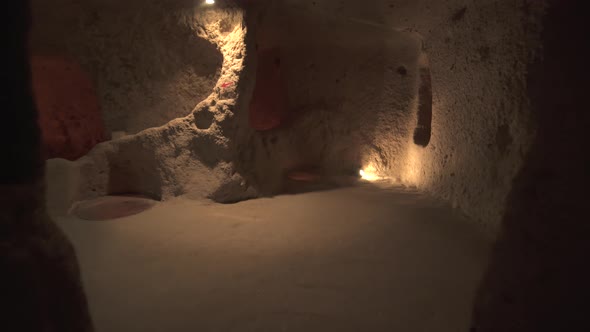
left=359, top=166, right=382, bottom=181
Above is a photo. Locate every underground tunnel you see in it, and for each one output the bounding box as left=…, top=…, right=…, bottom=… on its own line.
left=2, top=0, right=588, bottom=331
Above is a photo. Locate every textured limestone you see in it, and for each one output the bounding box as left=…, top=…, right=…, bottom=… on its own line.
left=31, top=55, right=107, bottom=160
left=44, top=2, right=257, bottom=215
left=385, top=0, right=545, bottom=235
left=268, top=0, right=544, bottom=235
left=41, top=0, right=546, bottom=237
left=235, top=1, right=423, bottom=195
left=30, top=0, right=223, bottom=136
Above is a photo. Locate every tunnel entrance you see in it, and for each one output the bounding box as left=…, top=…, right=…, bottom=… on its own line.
left=32, top=0, right=227, bottom=212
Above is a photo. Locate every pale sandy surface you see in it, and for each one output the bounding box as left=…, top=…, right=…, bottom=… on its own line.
left=57, top=184, right=490, bottom=332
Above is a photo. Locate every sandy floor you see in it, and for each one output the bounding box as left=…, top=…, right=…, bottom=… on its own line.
left=56, top=184, right=490, bottom=332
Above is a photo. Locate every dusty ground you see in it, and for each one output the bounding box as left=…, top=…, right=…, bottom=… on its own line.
left=56, top=184, right=489, bottom=332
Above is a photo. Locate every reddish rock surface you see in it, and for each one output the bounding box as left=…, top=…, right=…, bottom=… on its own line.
left=31, top=55, right=107, bottom=160
left=248, top=48, right=288, bottom=131
left=71, top=195, right=157, bottom=221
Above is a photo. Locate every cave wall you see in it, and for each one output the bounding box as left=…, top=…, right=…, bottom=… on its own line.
left=384, top=0, right=545, bottom=235
left=30, top=0, right=223, bottom=136
left=268, top=0, right=544, bottom=234
left=235, top=0, right=423, bottom=195
left=43, top=1, right=258, bottom=215
left=40, top=0, right=547, bottom=235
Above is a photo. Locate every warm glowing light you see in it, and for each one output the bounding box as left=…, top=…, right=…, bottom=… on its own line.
left=402, top=145, right=423, bottom=185
left=359, top=167, right=382, bottom=182
left=205, top=0, right=215, bottom=4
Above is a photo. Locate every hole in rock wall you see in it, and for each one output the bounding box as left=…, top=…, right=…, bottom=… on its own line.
left=37, top=0, right=429, bottom=212
left=89, top=28, right=222, bottom=136
left=413, top=52, right=432, bottom=147
left=195, top=109, right=216, bottom=130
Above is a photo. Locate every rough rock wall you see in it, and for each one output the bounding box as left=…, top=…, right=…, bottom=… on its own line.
left=235, top=1, right=423, bottom=195
left=45, top=1, right=258, bottom=214
left=272, top=0, right=544, bottom=234
left=472, top=1, right=590, bottom=330
left=386, top=0, right=545, bottom=235
left=30, top=0, right=223, bottom=136
left=43, top=0, right=423, bottom=210
left=42, top=0, right=545, bottom=235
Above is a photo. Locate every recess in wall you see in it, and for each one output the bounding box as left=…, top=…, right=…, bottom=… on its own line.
left=414, top=53, right=432, bottom=147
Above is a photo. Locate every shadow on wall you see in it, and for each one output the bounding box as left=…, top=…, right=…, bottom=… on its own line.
left=471, top=2, right=589, bottom=331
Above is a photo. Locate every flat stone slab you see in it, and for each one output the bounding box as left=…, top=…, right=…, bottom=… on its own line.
left=70, top=195, right=157, bottom=221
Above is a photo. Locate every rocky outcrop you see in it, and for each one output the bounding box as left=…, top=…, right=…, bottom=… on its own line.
left=30, top=0, right=223, bottom=136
